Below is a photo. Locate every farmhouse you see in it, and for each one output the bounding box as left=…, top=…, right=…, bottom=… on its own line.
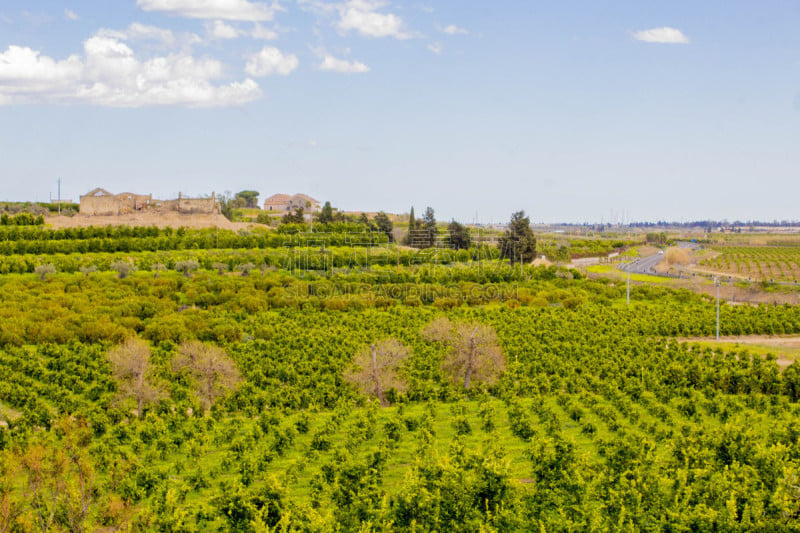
left=263, top=193, right=321, bottom=213
left=79, top=188, right=219, bottom=216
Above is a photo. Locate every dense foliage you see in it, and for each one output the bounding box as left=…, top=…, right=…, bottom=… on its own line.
left=2, top=225, right=800, bottom=531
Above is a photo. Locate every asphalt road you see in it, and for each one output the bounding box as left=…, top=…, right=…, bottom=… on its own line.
left=620, top=252, right=664, bottom=274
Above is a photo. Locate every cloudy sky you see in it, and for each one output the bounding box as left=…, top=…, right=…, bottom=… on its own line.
left=1, top=0, right=799, bottom=223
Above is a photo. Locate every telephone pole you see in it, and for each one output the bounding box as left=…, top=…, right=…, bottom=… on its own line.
left=627, top=270, right=630, bottom=306
left=715, top=277, right=720, bottom=341
left=57, top=178, right=62, bottom=215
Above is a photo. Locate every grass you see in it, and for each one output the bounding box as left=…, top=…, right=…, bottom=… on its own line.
left=585, top=264, right=676, bottom=284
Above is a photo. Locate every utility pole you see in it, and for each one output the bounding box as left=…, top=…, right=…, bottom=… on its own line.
left=627, top=270, right=630, bottom=306
left=715, top=277, right=720, bottom=341
left=57, top=178, right=61, bottom=215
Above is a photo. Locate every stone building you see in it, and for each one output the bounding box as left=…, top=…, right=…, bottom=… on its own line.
left=79, top=188, right=152, bottom=215
left=262, top=193, right=320, bottom=213
left=79, top=188, right=219, bottom=215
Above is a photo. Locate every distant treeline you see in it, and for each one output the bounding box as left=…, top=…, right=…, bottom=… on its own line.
left=0, top=202, right=80, bottom=215
left=547, top=220, right=800, bottom=230
left=0, top=213, right=44, bottom=226
left=628, top=220, right=800, bottom=229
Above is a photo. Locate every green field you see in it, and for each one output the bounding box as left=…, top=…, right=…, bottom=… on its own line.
left=700, top=245, right=800, bottom=282
left=2, top=225, right=800, bottom=531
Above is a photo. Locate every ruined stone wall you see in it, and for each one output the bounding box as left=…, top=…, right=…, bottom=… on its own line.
left=176, top=193, right=218, bottom=214
left=80, top=196, right=120, bottom=216
left=116, top=193, right=152, bottom=214
left=80, top=190, right=217, bottom=215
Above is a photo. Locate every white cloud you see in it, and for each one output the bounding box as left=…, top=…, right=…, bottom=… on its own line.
left=0, top=46, right=83, bottom=97
left=137, top=0, right=278, bottom=21
left=427, top=41, right=441, bottom=54
left=207, top=20, right=242, bottom=39
left=127, top=23, right=178, bottom=44
left=251, top=23, right=278, bottom=40
left=337, top=0, right=412, bottom=39
left=96, top=23, right=201, bottom=49
left=0, top=37, right=261, bottom=107
left=442, top=24, right=467, bottom=35
left=317, top=53, right=369, bottom=73
left=632, top=27, right=689, bottom=44
left=300, top=0, right=414, bottom=39
left=245, top=46, right=298, bottom=76
left=64, top=9, right=80, bottom=21
left=205, top=20, right=279, bottom=40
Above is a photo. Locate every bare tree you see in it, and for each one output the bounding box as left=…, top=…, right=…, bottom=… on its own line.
left=78, top=265, right=97, bottom=277
left=172, top=341, right=242, bottom=412
left=34, top=264, right=56, bottom=281
left=0, top=456, right=25, bottom=533
left=151, top=262, right=166, bottom=278
left=110, top=260, right=135, bottom=279
left=344, top=338, right=410, bottom=406
left=422, top=317, right=506, bottom=390
left=107, top=337, right=165, bottom=418
left=3, top=418, right=99, bottom=533
left=235, top=262, right=255, bottom=276
left=175, top=259, right=200, bottom=278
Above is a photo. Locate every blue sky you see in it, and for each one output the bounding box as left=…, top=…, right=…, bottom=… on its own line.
left=1, top=0, right=799, bottom=223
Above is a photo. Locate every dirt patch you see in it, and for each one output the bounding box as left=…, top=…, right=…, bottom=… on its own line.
left=0, top=401, right=22, bottom=424
left=692, top=282, right=800, bottom=305
left=679, top=335, right=800, bottom=368
left=682, top=335, right=800, bottom=347
left=45, top=212, right=255, bottom=231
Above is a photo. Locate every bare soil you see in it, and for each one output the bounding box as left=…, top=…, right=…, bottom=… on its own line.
left=45, top=212, right=254, bottom=231
left=679, top=335, right=800, bottom=368
left=682, top=335, right=800, bottom=347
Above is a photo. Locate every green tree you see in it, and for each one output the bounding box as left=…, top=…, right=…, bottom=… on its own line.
left=420, top=207, right=437, bottom=249
left=219, top=192, right=235, bottom=220
left=281, top=207, right=305, bottom=225
left=404, top=207, right=417, bottom=245
left=499, top=210, right=537, bottom=265
left=358, top=212, right=374, bottom=230
left=374, top=212, right=394, bottom=242
left=317, top=201, right=334, bottom=224
left=235, top=190, right=260, bottom=209
left=447, top=221, right=471, bottom=250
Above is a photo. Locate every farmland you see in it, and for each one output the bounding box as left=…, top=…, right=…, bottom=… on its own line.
left=2, top=224, right=800, bottom=531
left=699, top=245, right=800, bottom=283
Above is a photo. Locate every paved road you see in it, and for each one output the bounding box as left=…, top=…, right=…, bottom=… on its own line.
left=619, top=242, right=700, bottom=276
left=620, top=252, right=664, bottom=274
